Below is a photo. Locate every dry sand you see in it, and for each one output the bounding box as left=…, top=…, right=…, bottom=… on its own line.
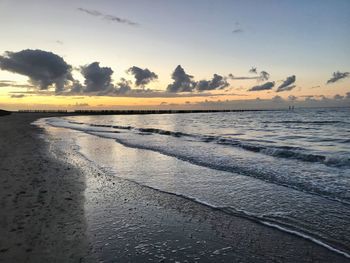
left=0, top=113, right=348, bottom=262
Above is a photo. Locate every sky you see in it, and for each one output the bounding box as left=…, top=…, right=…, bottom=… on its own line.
left=0, top=0, right=349, bottom=110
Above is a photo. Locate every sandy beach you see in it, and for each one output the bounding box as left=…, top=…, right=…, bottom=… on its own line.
left=0, top=113, right=349, bottom=263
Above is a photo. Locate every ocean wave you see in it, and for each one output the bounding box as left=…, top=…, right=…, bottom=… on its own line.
left=85, top=169, right=350, bottom=259
left=138, top=128, right=191, bottom=137
left=67, top=120, right=350, bottom=168
left=263, top=120, right=349, bottom=125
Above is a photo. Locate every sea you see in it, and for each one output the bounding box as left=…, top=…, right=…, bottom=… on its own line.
left=35, top=107, right=350, bottom=257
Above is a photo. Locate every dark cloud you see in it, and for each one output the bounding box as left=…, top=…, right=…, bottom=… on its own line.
left=248, top=81, right=275, bottom=91
left=346, top=92, right=350, bottom=99
left=228, top=70, right=270, bottom=81
left=10, top=94, right=26, bottom=98
left=70, top=80, right=84, bottom=94
left=232, top=29, right=243, bottom=33
left=276, top=75, right=296, bottom=92
left=77, top=8, right=101, bottom=16
left=104, top=15, right=138, bottom=26
left=305, top=96, right=317, bottom=102
left=81, top=62, right=114, bottom=93
left=288, top=95, right=297, bottom=101
left=0, top=80, right=34, bottom=88
left=249, top=67, right=257, bottom=74
left=278, top=85, right=296, bottom=92
left=196, top=74, right=229, bottom=91
left=272, top=95, right=283, bottom=103
left=115, top=78, right=132, bottom=94
left=77, top=7, right=138, bottom=26
left=259, top=71, right=270, bottom=81
left=228, top=74, right=256, bottom=80
left=232, top=22, right=243, bottom=34
left=333, top=94, right=344, bottom=100
left=326, top=71, right=350, bottom=84
left=0, top=49, right=73, bottom=93
left=127, top=66, right=158, bottom=87
left=167, top=65, right=196, bottom=93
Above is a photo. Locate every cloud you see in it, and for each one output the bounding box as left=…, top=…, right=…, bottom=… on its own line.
left=228, top=70, right=270, bottom=81
left=196, top=74, right=229, bottom=91
left=276, top=75, right=296, bottom=92
left=127, top=66, right=158, bottom=87
left=0, top=80, right=34, bottom=88
left=77, top=7, right=138, bottom=26
left=80, top=62, right=114, bottom=93
left=326, top=71, right=350, bottom=84
left=232, top=29, right=243, bottom=33
left=69, top=80, right=84, bottom=94
left=77, top=8, right=101, bottom=16
left=333, top=94, right=344, bottom=100
left=0, top=49, right=73, bottom=93
left=115, top=78, right=132, bottom=94
left=167, top=65, right=196, bottom=93
left=232, top=22, right=243, bottom=34
left=288, top=95, right=297, bottom=101
left=248, top=81, right=275, bottom=91
left=10, top=94, right=26, bottom=98
left=346, top=92, right=350, bottom=99
left=259, top=71, right=270, bottom=81
left=228, top=74, right=256, bottom=80
left=272, top=95, right=283, bottom=103
left=249, top=67, right=257, bottom=74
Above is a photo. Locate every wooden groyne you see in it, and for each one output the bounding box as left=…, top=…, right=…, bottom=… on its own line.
left=72, top=109, right=267, bottom=115
left=18, top=110, right=68, bottom=113
left=16, top=109, right=276, bottom=116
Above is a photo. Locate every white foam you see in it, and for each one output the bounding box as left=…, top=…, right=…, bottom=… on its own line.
left=261, top=221, right=350, bottom=259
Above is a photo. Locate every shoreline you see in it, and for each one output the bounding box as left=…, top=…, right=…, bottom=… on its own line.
left=1, top=113, right=349, bottom=262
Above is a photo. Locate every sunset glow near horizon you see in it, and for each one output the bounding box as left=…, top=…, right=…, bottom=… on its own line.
left=0, top=0, right=349, bottom=110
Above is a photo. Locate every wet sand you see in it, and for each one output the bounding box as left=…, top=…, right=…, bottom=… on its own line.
left=0, top=113, right=348, bottom=262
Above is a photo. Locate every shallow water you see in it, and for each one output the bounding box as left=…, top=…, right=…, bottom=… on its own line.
left=36, top=108, right=350, bottom=257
